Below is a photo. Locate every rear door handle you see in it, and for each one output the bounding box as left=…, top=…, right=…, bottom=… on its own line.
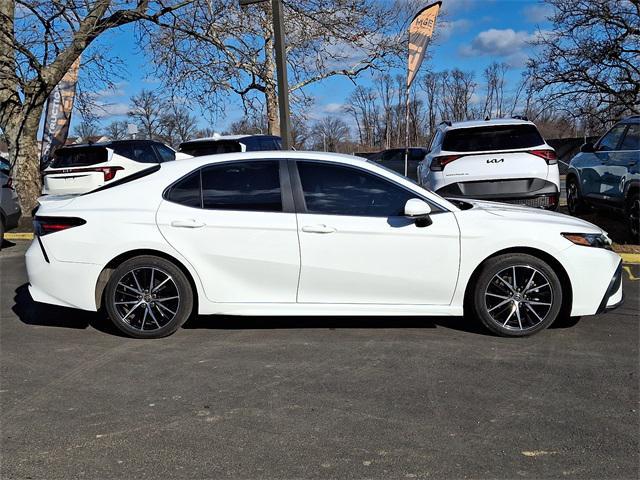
left=171, top=219, right=206, bottom=228
left=302, top=224, right=336, bottom=234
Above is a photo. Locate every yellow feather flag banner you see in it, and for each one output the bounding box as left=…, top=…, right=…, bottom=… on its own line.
left=407, top=1, right=442, bottom=88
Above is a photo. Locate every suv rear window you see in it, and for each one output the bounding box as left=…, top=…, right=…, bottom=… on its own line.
left=51, top=146, right=108, bottom=168
left=179, top=140, right=242, bottom=157
left=442, top=125, right=544, bottom=152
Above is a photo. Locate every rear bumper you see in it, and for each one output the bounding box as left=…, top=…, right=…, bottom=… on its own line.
left=596, top=260, right=624, bottom=314
left=4, top=210, right=21, bottom=230
left=437, top=178, right=559, bottom=209
left=25, top=239, right=101, bottom=311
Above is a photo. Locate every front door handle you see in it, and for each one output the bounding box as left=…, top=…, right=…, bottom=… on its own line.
left=302, top=224, right=336, bottom=234
left=171, top=219, right=206, bottom=228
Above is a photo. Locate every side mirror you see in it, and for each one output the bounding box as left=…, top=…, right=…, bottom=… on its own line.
left=580, top=142, right=595, bottom=153
left=404, top=198, right=432, bottom=227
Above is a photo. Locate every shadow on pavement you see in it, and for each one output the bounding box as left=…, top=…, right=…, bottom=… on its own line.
left=13, top=283, right=581, bottom=337
left=12, top=284, right=125, bottom=336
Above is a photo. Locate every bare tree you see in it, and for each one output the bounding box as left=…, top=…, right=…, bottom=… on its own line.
left=527, top=0, right=640, bottom=127
left=0, top=0, right=192, bottom=213
left=159, top=101, right=198, bottom=146
left=105, top=120, right=129, bottom=140
left=141, top=0, right=405, bottom=135
left=128, top=90, right=165, bottom=140
left=311, top=116, right=351, bottom=152
left=73, top=121, right=100, bottom=141
left=482, top=62, right=509, bottom=118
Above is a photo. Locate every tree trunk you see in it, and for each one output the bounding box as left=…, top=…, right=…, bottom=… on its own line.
left=265, top=85, right=279, bottom=136
left=5, top=106, right=44, bottom=215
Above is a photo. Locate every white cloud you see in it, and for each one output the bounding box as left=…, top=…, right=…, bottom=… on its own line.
left=523, top=3, right=554, bottom=23
left=438, top=19, right=471, bottom=42
left=460, top=28, right=536, bottom=57
left=93, top=102, right=130, bottom=118
left=323, top=103, right=346, bottom=114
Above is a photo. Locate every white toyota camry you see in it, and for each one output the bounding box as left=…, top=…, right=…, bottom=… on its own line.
left=26, top=151, right=623, bottom=339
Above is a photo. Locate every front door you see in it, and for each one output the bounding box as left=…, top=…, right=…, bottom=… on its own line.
left=156, top=160, right=300, bottom=303
left=292, top=160, right=460, bottom=305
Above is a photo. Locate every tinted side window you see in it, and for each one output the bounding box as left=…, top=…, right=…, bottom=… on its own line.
left=619, top=124, right=639, bottom=151
left=201, top=161, right=282, bottom=212
left=165, top=170, right=201, bottom=208
left=597, top=124, right=627, bottom=151
left=133, top=144, right=160, bottom=163
left=297, top=162, right=416, bottom=217
left=155, top=144, right=176, bottom=162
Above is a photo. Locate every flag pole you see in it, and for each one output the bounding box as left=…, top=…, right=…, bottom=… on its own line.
left=405, top=75, right=411, bottom=177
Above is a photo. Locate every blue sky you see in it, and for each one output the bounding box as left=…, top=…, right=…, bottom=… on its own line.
left=71, top=0, right=553, bottom=133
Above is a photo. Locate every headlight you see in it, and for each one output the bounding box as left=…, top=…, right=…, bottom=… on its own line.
left=561, top=232, right=612, bottom=249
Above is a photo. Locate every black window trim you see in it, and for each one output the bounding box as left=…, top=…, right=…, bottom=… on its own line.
left=162, top=158, right=295, bottom=214
left=287, top=159, right=449, bottom=217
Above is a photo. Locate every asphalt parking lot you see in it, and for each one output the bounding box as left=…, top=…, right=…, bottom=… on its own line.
left=1, top=240, right=638, bottom=479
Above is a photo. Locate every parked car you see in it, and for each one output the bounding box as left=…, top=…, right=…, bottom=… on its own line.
left=567, top=116, right=639, bottom=239
left=1, top=156, right=10, bottom=175
left=417, top=118, right=560, bottom=209
left=1, top=169, right=21, bottom=247
left=368, top=148, right=428, bottom=180
left=178, top=134, right=282, bottom=157
left=27, top=151, right=622, bottom=339
left=42, top=140, right=184, bottom=195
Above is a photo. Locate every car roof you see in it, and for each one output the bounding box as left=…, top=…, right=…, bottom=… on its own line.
left=620, top=115, right=639, bottom=124
left=62, top=139, right=160, bottom=149
left=183, top=134, right=279, bottom=143
left=443, top=118, right=536, bottom=130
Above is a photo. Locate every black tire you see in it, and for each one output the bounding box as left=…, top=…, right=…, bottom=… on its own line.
left=566, top=177, right=587, bottom=215
left=626, top=192, right=640, bottom=242
left=104, top=255, right=194, bottom=339
left=470, top=253, right=563, bottom=337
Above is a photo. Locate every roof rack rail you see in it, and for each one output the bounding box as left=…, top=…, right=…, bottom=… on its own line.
left=512, top=115, right=529, bottom=121
left=440, top=120, right=452, bottom=127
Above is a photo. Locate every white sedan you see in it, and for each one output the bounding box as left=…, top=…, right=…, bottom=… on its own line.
left=26, top=151, right=623, bottom=338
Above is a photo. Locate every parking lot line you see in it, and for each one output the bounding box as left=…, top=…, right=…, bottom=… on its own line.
left=4, top=232, right=34, bottom=241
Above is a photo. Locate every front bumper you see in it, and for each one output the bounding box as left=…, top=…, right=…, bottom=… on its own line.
left=597, top=260, right=624, bottom=314
left=437, top=178, right=559, bottom=209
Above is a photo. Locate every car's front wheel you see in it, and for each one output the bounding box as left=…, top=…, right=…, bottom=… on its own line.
left=626, top=192, right=639, bottom=241
left=104, top=255, right=194, bottom=338
left=471, top=253, right=563, bottom=337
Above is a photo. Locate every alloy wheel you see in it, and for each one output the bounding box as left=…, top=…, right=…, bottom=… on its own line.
left=567, top=181, right=578, bottom=214
left=112, top=267, right=180, bottom=332
left=484, top=265, right=554, bottom=332
left=629, top=198, right=640, bottom=240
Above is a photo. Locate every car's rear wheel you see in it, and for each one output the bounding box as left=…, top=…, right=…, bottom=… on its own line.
left=626, top=192, right=640, bottom=241
left=104, top=255, right=193, bottom=339
left=471, top=254, right=563, bottom=337
left=567, top=177, right=587, bottom=215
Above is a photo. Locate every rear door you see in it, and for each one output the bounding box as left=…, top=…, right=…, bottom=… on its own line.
left=440, top=124, right=550, bottom=184
left=292, top=160, right=460, bottom=305
left=156, top=159, right=300, bottom=303
left=604, top=123, right=638, bottom=202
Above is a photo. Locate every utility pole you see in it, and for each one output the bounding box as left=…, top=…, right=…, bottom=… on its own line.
left=239, top=0, right=292, bottom=149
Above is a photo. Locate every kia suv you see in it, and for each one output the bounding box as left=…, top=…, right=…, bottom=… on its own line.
left=417, top=118, right=560, bottom=209
left=567, top=116, right=639, bottom=239
left=43, top=140, right=185, bottom=195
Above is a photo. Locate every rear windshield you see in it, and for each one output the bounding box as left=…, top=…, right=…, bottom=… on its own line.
left=179, top=140, right=242, bottom=157
left=51, top=146, right=108, bottom=168
left=442, top=124, right=544, bottom=152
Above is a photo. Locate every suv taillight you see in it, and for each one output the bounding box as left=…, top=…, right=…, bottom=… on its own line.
left=44, top=166, right=123, bottom=182
left=2, top=177, right=13, bottom=189
left=530, top=149, right=557, bottom=165
left=34, top=216, right=86, bottom=236
left=430, top=155, right=462, bottom=171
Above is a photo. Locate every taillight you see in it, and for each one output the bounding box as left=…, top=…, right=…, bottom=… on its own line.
left=430, top=155, right=462, bottom=171
left=530, top=149, right=557, bottom=165
left=34, top=216, right=86, bottom=236
left=2, top=177, right=13, bottom=189
left=43, top=166, right=124, bottom=182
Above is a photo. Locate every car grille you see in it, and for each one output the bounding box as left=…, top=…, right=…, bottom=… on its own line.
left=502, top=196, right=553, bottom=208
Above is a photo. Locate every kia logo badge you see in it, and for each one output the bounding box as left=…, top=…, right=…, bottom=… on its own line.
left=487, top=158, right=504, bottom=163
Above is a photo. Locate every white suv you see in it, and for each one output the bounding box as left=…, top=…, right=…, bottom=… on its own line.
left=417, top=118, right=560, bottom=209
